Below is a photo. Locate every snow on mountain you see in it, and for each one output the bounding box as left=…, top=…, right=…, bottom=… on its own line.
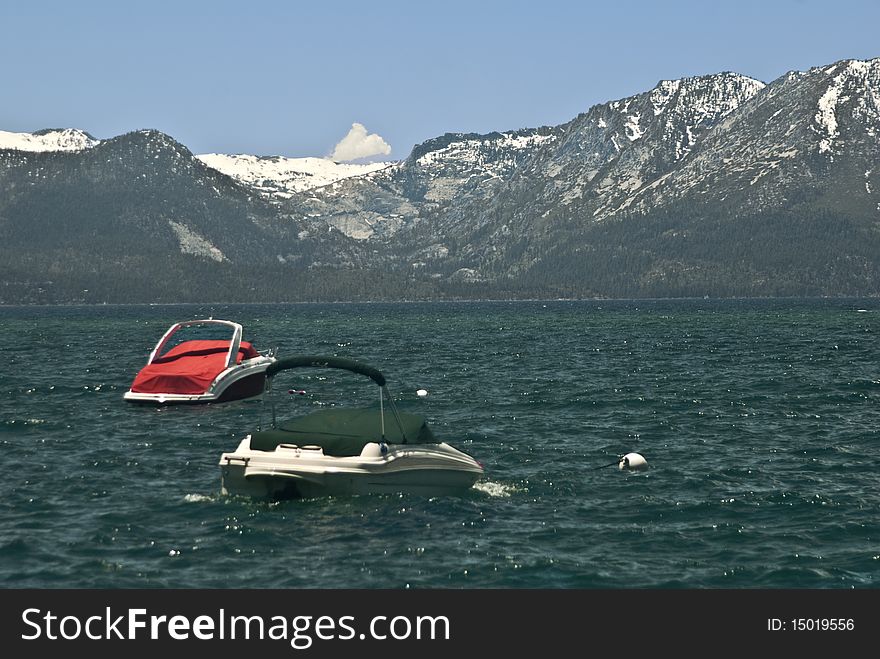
left=3, top=56, right=879, bottom=302
left=398, top=70, right=769, bottom=277
left=413, top=131, right=555, bottom=168
left=408, top=130, right=558, bottom=203
left=0, top=128, right=99, bottom=152
left=557, top=72, right=767, bottom=210
left=168, top=219, right=227, bottom=262
left=436, top=57, right=880, bottom=287
left=593, top=57, right=880, bottom=220
left=196, top=153, right=394, bottom=197
left=284, top=127, right=562, bottom=241
left=812, top=58, right=880, bottom=154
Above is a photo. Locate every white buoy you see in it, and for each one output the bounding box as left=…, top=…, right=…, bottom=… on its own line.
left=416, top=389, right=428, bottom=397
left=619, top=452, right=648, bottom=470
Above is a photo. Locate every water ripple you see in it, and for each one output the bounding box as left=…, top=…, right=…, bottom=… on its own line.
left=0, top=299, right=878, bottom=587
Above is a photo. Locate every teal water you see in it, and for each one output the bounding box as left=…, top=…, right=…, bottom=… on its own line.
left=1, top=299, right=878, bottom=588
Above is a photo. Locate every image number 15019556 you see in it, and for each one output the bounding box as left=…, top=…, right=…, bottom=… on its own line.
left=768, top=618, right=855, bottom=632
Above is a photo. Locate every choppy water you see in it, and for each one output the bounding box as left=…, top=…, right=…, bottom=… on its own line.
left=1, top=299, right=878, bottom=588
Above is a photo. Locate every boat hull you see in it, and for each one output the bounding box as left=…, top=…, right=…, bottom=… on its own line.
left=124, top=361, right=270, bottom=405
left=220, top=438, right=483, bottom=499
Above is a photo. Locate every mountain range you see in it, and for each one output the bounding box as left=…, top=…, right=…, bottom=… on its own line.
left=1, top=56, right=879, bottom=303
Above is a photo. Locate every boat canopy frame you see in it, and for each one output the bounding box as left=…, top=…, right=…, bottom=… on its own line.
left=262, top=355, right=407, bottom=443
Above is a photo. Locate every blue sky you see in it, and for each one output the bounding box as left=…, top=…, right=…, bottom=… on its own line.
left=1, top=0, right=878, bottom=160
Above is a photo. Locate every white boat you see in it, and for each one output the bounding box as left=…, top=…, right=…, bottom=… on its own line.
left=219, top=356, right=484, bottom=498
left=123, top=319, right=276, bottom=405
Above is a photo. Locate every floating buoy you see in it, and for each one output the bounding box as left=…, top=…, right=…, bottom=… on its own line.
left=619, top=452, right=648, bottom=470
left=416, top=389, right=428, bottom=397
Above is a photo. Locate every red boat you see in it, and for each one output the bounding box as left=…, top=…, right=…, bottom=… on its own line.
left=124, top=319, right=276, bottom=404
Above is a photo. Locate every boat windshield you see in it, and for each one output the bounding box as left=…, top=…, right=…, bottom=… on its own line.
left=157, top=322, right=237, bottom=359
left=144, top=319, right=252, bottom=370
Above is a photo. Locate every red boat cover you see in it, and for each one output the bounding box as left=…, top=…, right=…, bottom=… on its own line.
left=130, top=340, right=260, bottom=395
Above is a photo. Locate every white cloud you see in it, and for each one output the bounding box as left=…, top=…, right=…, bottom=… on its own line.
left=330, top=122, right=391, bottom=162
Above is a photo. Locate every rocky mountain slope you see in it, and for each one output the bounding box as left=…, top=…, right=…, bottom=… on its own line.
left=282, top=127, right=562, bottom=241
left=279, top=59, right=879, bottom=296
left=0, top=130, right=381, bottom=303
left=1, top=57, right=878, bottom=302
left=509, top=58, right=880, bottom=296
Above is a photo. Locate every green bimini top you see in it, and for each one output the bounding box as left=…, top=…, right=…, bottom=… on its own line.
left=250, top=407, right=439, bottom=457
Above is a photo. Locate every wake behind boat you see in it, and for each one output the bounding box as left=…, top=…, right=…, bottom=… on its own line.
left=124, top=319, right=276, bottom=405
left=219, top=355, right=483, bottom=499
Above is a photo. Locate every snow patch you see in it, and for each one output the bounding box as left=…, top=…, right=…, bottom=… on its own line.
left=415, top=132, right=554, bottom=167
left=168, top=220, right=227, bottom=262
left=813, top=60, right=880, bottom=154
left=198, top=153, right=393, bottom=196
left=0, top=128, right=98, bottom=152
left=624, top=113, right=644, bottom=141
left=816, top=78, right=841, bottom=153
left=650, top=79, right=681, bottom=116
left=683, top=125, right=696, bottom=152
